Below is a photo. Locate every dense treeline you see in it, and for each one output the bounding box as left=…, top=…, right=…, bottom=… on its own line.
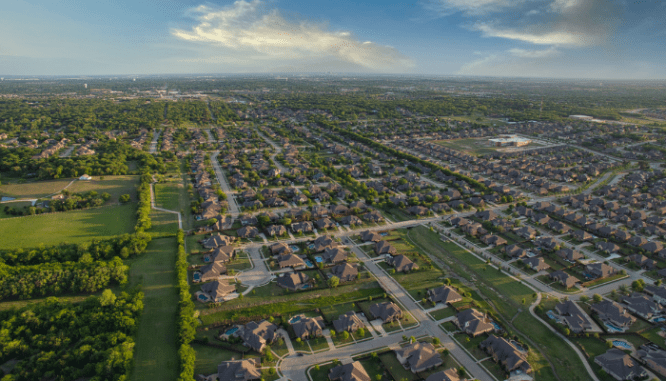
left=176, top=230, right=197, bottom=381
left=166, top=100, right=211, bottom=125
left=135, top=171, right=153, bottom=233
left=0, top=258, right=127, bottom=300
left=208, top=100, right=241, bottom=123
left=0, top=140, right=166, bottom=179
left=0, top=291, right=143, bottom=381
left=0, top=233, right=152, bottom=266
left=0, top=98, right=164, bottom=135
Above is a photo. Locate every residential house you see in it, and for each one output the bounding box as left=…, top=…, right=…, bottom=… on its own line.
left=322, top=247, right=348, bottom=264
left=637, top=346, right=666, bottom=378
left=200, top=280, right=236, bottom=303
left=427, top=286, right=463, bottom=305
left=214, top=359, right=261, bottom=381
left=333, top=312, right=365, bottom=333
left=595, top=349, right=647, bottom=380
left=276, top=272, right=310, bottom=291
left=549, top=270, right=580, bottom=289
left=585, top=263, right=617, bottom=279
left=554, top=300, right=593, bottom=333
left=369, top=302, right=403, bottom=323
left=277, top=254, right=306, bottom=269
left=479, top=335, right=532, bottom=374
left=395, top=342, right=443, bottom=373
left=623, top=293, right=661, bottom=320
left=590, top=300, right=636, bottom=330
left=360, top=230, right=382, bottom=242
left=454, top=309, right=494, bottom=337
left=387, top=254, right=419, bottom=273
left=330, top=263, right=358, bottom=282
left=522, top=257, right=550, bottom=272
left=292, top=316, right=325, bottom=340
left=375, top=240, right=397, bottom=256
left=328, top=361, right=371, bottom=381
left=236, top=320, right=278, bottom=352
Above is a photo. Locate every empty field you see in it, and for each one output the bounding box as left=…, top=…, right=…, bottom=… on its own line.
left=0, top=178, right=74, bottom=198
left=0, top=203, right=137, bottom=249
left=66, top=175, right=140, bottom=202
left=129, top=238, right=179, bottom=381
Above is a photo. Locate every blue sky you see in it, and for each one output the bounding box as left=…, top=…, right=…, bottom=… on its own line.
left=1, top=0, right=664, bottom=78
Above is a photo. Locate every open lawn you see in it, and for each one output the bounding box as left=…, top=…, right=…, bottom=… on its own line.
left=379, top=352, right=418, bottom=381
left=192, top=344, right=239, bottom=375
left=67, top=175, right=140, bottom=203
left=147, top=209, right=179, bottom=237
left=129, top=237, right=179, bottom=381
left=430, top=307, right=457, bottom=321
left=0, top=203, right=136, bottom=249
left=199, top=281, right=384, bottom=325
left=0, top=178, right=74, bottom=198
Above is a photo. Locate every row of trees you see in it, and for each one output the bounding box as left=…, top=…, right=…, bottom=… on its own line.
left=135, top=171, right=153, bottom=233
left=176, top=230, right=197, bottom=381
left=0, top=258, right=128, bottom=300
left=0, top=291, right=143, bottom=381
left=0, top=233, right=152, bottom=266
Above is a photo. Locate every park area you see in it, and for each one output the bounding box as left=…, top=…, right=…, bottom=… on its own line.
left=435, top=137, right=542, bottom=156
left=0, top=202, right=137, bottom=249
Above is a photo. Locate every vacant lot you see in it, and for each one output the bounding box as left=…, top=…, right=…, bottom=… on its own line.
left=0, top=178, right=74, bottom=198
left=0, top=203, right=136, bottom=249
left=67, top=175, right=139, bottom=202
left=129, top=238, right=179, bottom=381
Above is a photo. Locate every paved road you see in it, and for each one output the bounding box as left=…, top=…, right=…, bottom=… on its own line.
left=149, top=129, right=161, bottom=154
left=59, top=144, right=78, bottom=157
left=210, top=150, right=241, bottom=217
left=256, top=130, right=289, bottom=174
left=236, top=247, right=272, bottom=287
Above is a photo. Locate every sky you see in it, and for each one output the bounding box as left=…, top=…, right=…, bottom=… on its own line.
left=0, top=0, right=665, bottom=79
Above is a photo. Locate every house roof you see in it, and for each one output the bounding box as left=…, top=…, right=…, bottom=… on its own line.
left=369, top=302, right=402, bottom=322
left=217, top=359, right=261, bottom=381
left=595, top=349, right=645, bottom=380
left=201, top=280, right=236, bottom=300
left=333, top=311, right=364, bottom=333
left=427, top=286, right=463, bottom=305
left=395, top=342, right=443, bottom=373
left=276, top=272, right=309, bottom=290
left=328, top=361, right=371, bottom=381
left=387, top=254, right=418, bottom=272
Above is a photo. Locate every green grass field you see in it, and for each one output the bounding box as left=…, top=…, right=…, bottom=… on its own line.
left=66, top=175, right=140, bottom=203
left=0, top=201, right=34, bottom=219
left=0, top=203, right=137, bottom=249
left=129, top=237, right=180, bottom=381
left=147, top=209, right=179, bottom=237
left=0, top=178, right=73, bottom=198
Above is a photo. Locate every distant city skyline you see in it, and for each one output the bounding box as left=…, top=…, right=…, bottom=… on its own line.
left=1, top=0, right=664, bottom=79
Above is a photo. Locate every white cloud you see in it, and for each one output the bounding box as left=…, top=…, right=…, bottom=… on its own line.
left=426, top=0, right=521, bottom=16
left=172, top=0, right=413, bottom=71
left=474, top=24, right=591, bottom=46
left=508, top=47, right=559, bottom=58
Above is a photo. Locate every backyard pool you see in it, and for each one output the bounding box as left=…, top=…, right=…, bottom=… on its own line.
left=289, top=316, right=302, bottom=324
left=605, top=323, right=624, bottom=333
left=307, top=244, right=315, bottom=250
left=511, top=340, right=527, bottom=352
left=198, top=294, right=209, bottom=302
left=290, top=245, right=300, bottom=252
left=305, top=260, right=314, bottom=267
left=653, top=317, right=666, bottom=323
left=492, top=322, right=502, bottom=331
left=225, top=326, right=239, bottom=335
left=380, top=232, right=388, bottom=236
left=192, top=273, right=201, bottom=282
left=315, top=256, right=323, bottom=263
left=546, top=310, right=557, bottom=320
left=613, top=340, right=631, bottom=349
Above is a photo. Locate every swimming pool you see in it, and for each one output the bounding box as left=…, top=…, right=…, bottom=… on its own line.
left=193, top=273, right=201, bottom=281
left=546, top=310, right=557, bottom=320
left=203, top=256, right=211, bottom=263
left=492, top=322, right=502, bottom=331
left=613, top=340, right=631, bottom=349
left=380, top=232, right=388, bottom=236
left=305, top=260, right=314, bottom=267
left=307, top=244, right=315, bottom=250
left=605, top=323, right=624, bottom=333
left=225, top=326, right=239, bottom=335
left=289, top=316, right=302, bottom=324
left=198, top=294, right=209, bottom=301
left=511, top=340, right=527, bottom=352
left=290, top=245, right=300, bottom=252
left=314, top=256, right=323, bottom=263
left=653, top=317, right=666, bottom=323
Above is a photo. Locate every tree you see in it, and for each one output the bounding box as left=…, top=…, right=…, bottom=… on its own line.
left=100, top=289, right=116, bottom=306
left=432, top=337, right=440, bottom=345
left=593, top=294, right=603, bottom=303
left=342, top=331, right=350, bottom=340
left=327, top=276, right=340, bottom=288
left=119, top=194, right=131, bottom=203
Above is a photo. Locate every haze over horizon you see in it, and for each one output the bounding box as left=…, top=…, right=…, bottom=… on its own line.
left=1, top=0, right=664, bottom=79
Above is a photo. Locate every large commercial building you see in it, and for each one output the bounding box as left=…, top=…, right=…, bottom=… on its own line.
left=488, top=135, right=532, bottom=147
